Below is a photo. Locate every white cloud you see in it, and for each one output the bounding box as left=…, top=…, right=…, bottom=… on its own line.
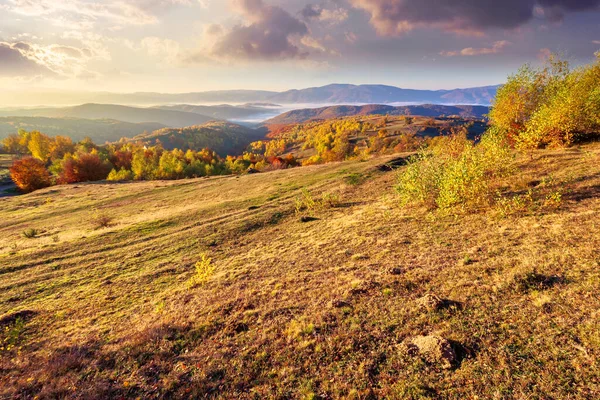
left=2, top=0, right=204, bottom=29
left=140, top=37, right=182, bottom=65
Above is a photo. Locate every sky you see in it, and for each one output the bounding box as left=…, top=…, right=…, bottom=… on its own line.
left=0, top=0, right=599, bottom=94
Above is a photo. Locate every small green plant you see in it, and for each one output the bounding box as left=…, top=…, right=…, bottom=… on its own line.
left=91, top=212, right=113, bottom=230
left=296, top=189, right=342, bottom=213
left=544, top=190, right=563, bottom=208
left=22, top=228, right=39, bottom=239
left=320, top=192, right=341, bottom=208
left=155, top=300, right=166, bottom=314
left=1, top=317, right=25, bottom=352
left=189, top=253, right=215, bottom=287
left=345, top=173, right=364, bottom=186
left=495, top=189, right=535, bottom=218
left=286, top=319, right=315, bottom=340
left=295, top=188, right=316, bottom=214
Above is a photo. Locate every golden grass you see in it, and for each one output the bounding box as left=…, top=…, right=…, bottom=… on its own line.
left=0, top=145, right=599, bottom=399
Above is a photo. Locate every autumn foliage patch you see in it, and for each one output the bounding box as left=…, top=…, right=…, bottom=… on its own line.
left=9, top=157, right=52, bottom=193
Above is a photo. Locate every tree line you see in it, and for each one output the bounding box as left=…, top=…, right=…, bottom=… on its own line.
left=2, top=130, right=299, bottom=193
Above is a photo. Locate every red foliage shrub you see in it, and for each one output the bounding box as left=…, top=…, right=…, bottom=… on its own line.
left=9, top=157, right=52, bottom=193
left=111, top=150, right=133, bottom=170
left=59, top=153, right=112, bottom=184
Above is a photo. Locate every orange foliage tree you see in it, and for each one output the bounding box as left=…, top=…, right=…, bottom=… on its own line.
left=9, top=157, right=52, bottom=193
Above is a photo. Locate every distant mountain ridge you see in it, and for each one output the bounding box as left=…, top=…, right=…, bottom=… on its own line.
left=103, top=84, right=499, bottom=106
left=267, top=84, right=499, bottom=105
left=264, top=104, right=490, bottom=125
left=0, top=117, right=165, bottom=143
left=0, top=84, right=500, bottom=107
left=0, top=104, right=215, bottom=128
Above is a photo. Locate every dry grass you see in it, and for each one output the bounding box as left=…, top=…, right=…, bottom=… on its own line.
left=0, top=145, right=599, bottom=399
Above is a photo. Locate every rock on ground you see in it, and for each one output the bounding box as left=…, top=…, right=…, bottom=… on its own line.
left=407, top=335, right=456, bottom=369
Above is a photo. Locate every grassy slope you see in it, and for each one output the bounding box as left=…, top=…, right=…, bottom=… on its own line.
left=0, top=154, right=11, bottom=179
left=1, top=145, right=599, bottom=399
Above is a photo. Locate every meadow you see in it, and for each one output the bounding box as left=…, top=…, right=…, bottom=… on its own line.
left=1, top=141, right=599, bottom=398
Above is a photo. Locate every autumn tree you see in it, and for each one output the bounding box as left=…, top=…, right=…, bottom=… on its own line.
left=490, top=53, right=600, bottom=149
left=50, top=136, right=75, bottom=160
left=27, top=131, right=53, bottom=161
left=59, top=153, right=112, bottom=183
left=9, top=157, right=52, bottom=193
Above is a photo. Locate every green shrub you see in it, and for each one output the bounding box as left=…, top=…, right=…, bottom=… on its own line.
left=90, top=212, right=113, bottom=229
left=395, top=129, right=514, bottom=211
left=22, top=228, right=39, bottom=239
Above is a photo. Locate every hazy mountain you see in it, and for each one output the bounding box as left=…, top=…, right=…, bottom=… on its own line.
left=0, top=84, right=499, bottom=107
left=268, top=84, right=499, bottom=105
left=130, top=121, right=266, bottom=157
left=104, top=85, right=499, bottom=106
left=264, top=104, right=490, bottom=125
left=0, top=104, right=215, bottom=127
left=0, top=117, right=165, bottom=143
left=154, top=104, right=281, bottom=122
left=106, top=84, right=499, bottom=106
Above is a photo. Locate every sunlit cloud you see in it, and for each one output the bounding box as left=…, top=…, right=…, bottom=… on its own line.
left=0, top=40, right=100, bottom=79
left=440, top=41, right=511, bottom=57
left=2, top=0, right=205, bottom=29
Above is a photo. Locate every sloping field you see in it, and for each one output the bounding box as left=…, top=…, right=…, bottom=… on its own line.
left=1, top=145, right=599, bottom=399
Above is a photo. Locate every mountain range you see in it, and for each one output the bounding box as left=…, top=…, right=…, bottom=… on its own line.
left=0, top=84, right=500, bottom=107
left=264, top=104, right=490, bottom=125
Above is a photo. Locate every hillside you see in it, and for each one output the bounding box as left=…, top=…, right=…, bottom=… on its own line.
left=0, top=117, right=165, bottom=143
left=1, top=143, right=599, bottom=398
left=130, top=121, right=266, bottom=156
left=264, top=104, right=489, bottom=125
left=0, top=104, right=215, bottom=128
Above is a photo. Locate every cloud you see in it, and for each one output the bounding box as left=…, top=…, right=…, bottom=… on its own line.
left=206, top=0, right=309, bottom=61
left=141, top=37, right=181, bottom=59
left=441, top=41, right=511, bottom=57
left=3, top=0, right=204, bottom=29
left=301, top=4, right=322, bottom=20
left=0, top=42, right=54, bottom=77
left=139, top=37, right=184, bottom=66
left=593, top=40, right=600, bottom=44
left=349, top=0, right=600, bottom=36
left=301, top=3, right=349, bottom=24
left=0, top=41, right=97, bottom=78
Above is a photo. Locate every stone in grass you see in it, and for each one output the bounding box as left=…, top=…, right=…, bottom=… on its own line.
left=416, top=294, right=444, bottom=311
left=388, top=266, right=403, bottom=275
left=407, top=335, right=456, bottom=369
left=330, top=299, right=351, bottom=308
